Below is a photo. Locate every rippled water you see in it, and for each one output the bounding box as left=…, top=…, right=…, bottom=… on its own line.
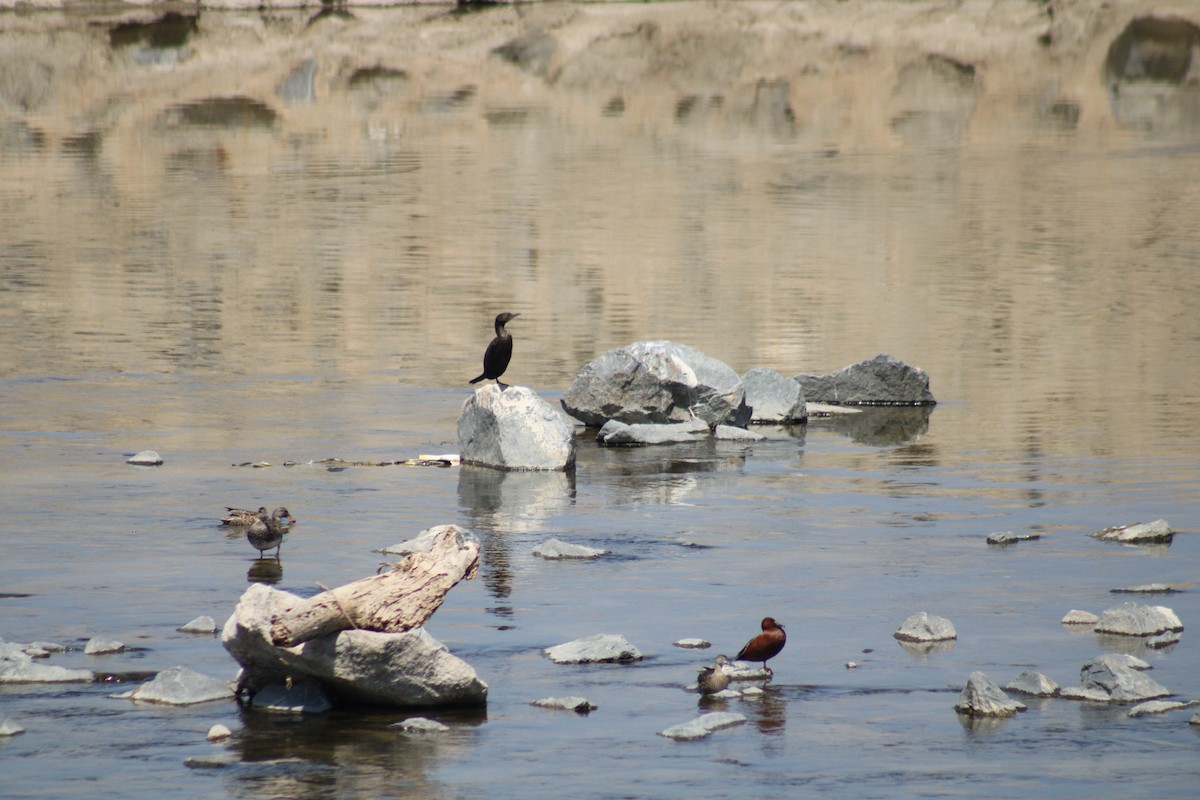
left=2, top=4, right=1199, bottom=799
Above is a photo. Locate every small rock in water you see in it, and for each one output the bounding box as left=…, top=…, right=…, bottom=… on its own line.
left=206, top=724, right=232, bottom=742
left=726, top=661, right=772, bottom=681
left=1110, top=584, right=1179, bottom=594
left=1081, top=655, right=1171, bottom=702
left=658, top=711, right=747, bottom=740
left=545, top=634, right=642, bottom=664
left=894, top=612, right=957, bottom=642
left=1005, top=670, right=1060, bottom=697
left=845, top=661, right=859, bottom=669
left=391, top=717, right=450, bottom=733
left=1094, top=602, right=1183, bottom=636
left=740, top=367, right=807, bottom=424
left=27, top=641, right=67, bottom=655
left=1088, top=519, right=1173, bottom=544
left=673, top=638, right=711, bottom=649
left=531, top=696, right=597, bottom=713
left=1127, top=700, right=1190, bottom=717
left=251, top=680, right=332, bottom=714
left=954, top=672, right=1026, bottom=717
left=1062, top=610, right=1100, bottom=626
left=0, top=718, right=25, bottom=736
left=123, top=666, right=233, bottom=705
left=986, top=530, right=1041, bottom=545
left=596, top=418, right=709, bottom=446
left=1191, top=711, right=1200, bottom=726
left=0, top=642, right=93, bottom=683
left=84, top=638, right=125, bottom=655
left=1060, top=686, right=1112, bottom=702
left=532, top=539, right=608, bottom=560
left=178, top=616, right=219, bottom=634
left=126, top=449, right=163, bottom=465
left=793, top=353, right=936, bottom=405
left=713, top=424, right=765, bottom=441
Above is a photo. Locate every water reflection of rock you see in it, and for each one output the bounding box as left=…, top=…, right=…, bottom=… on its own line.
left=226, top=709, right=482, bottom=800
left=457, top=466, right=576, bottom=605
left=896, top=638, right=956, bottom=660
left=815, top=406, right=934, bottom=448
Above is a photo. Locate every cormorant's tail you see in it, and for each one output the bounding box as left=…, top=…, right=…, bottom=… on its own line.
left=468, top=375, right=485, bottom=384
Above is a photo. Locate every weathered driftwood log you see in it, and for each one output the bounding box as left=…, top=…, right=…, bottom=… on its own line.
left=269, top=524, right=479, bottom=647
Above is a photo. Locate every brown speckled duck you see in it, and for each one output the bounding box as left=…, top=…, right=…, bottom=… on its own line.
left=221, top=506, right=294, bottom=527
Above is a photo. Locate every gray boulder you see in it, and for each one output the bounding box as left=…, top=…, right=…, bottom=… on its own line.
left=120, top=666, right=233, bottom=705
left=740, top=368, right=807, bottom=423
left=544, top=634, right=642, bottom=664
left=458, top=384, right=576, bottom=471
left=223, top=583, right=488, bottom=708
left=1005, top=670, right=1060, bottom=697
left=894, top=612, right=957, bottom=642
left=955, top=672, right=1026, bottom=717
left=1089, top=519, right=1173, bottom=544
left=562, top=341, right=746, bottom=427
left=1094, top=602, right=1183, bottom=636
left=658, top=711, right=746, bottom=740
left=793, top=353, right=935, bottom=405
left=532, top=539, right=608, bottom=560
left=597, top=418, right=709, bottom=446
left=1081, top=655, right=1171, bottom=702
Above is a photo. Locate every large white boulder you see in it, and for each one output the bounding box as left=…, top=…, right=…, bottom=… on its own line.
left=458, top=384, right=576, bottom=471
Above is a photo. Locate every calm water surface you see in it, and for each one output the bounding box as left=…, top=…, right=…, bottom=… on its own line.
left=2, top=5, right=1199, bottom=799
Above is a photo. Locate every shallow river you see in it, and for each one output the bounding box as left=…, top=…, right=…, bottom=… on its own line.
left=2, top=3, right=1199, bottom=799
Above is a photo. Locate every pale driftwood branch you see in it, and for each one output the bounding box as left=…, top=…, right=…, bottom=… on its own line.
left=269, top=525, right=480, bottom=647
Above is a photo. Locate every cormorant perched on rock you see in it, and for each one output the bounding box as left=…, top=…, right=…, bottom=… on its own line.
left=469, top=312, right=520, bottom=388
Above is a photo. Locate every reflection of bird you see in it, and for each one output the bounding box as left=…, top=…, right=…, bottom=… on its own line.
left=468, top=312, right=519, bottom=388
left=697, top=654, right=731, bottom=695
left=222, top=506, right=294, bottom=527
left=247, top=510, right=285, bottom=558
left=735, top=617, right=786, bottom=672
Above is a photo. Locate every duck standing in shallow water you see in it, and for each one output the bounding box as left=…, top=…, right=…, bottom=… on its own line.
left=246, top=510, right=285, bottom=558
left=221, top=506, right=294, bottom=527
left=735, top=617, right=787, bottom=673
left=468, top=312, right=519, bottom=389
left=697, top=654, right=731, bottom=695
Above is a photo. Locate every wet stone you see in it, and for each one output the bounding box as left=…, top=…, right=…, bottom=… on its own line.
left=206, top=724, right=232, bottom=742
left=0, top=642, right=93, bottom=684
left=391, top=717, right=450, bottom=733
left=954, top=672, right=1026, bottom=717
left=1094, top=602, right=1183, bottom=636
left=121, top=666, right=233, bottom=705
left=84, top=638, right=125, bottom=655
left=1111, top=584, right=1180, bottom=594
left=1127, top=700, right=1191, bottom=718
left=894, top=612, right=957, bottom=642
left=532, top=696, right=597, bottom=713
left=1088, top=519, right=1173, bottom=544
left=740, top=368, right=807, bottom=423
left=1080, top=655, right=1171, bottom=702
left=658, top=711, right=747, bottom=740
left=1062, top=610, right=1100, bottom=626
left=986, top=530, right=1040, bottom=545
left=545, top=634, right=643, bottom=664
left=126, top=449, right=163, bottom=465
left=179, top=616, right=218, bottom=634
left=793, top=353, right=936, bottom=405
left=597, top=418, right=709, bottom=446
left=251, top=680, right=332, bottom=714
left=532, top=539, right=608, bottom=560
left=1005, top=670, right=1060, bottom=697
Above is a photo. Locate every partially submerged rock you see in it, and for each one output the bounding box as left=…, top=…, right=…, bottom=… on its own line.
left=1005, top=670, right=1059, bottom=697
left=986, top=530, right=1041, bottom=545
left=206, top=724, right=232, bottom=742
left=0, top=718, right=25, bottom=736
left=126, top=449, right=163, bottom=466
left=179, top=616, right=219, bottom=634
left=84, top=638, right=125, bottom=655
left=793, top=353, right=935, bottom=406
left=658, top=711, right=746, bottom=740
left=1094, top=602, right=1183, bottom=636
left=391, top=717, right=449, bottom=733
left=458, top=384, right=576, bottom=471
left=531, top=696, right=597, bottom=713
left=249, top=680, right=332, bottom=713
left=1060, top=686, right=1112, bottom=702
left=544, top=634, right=642, bottom=664
left=1110, top=584, right=1180, bottom=594
left=955, top=672, right=1026, bottom=717
left=894, top=612, right=957, bottom=642
left=0, top=642, right=93, bottom=684
left=532, top=539, right=608, bottom=560
left=713, top=424, right=765, bottom=441
left=562, top=340, right=747, bottom=427
left=673, top=638, right=711, bottom=649
left=1127, top=700, right=1192, bottom=717
left=1089, top=519, right=1173, bottom=544
left=1080, top=655, right=1171, bottom=702
left=119, top=666, right=233, bottom=705
left=596, top=418, right=708, bottom=446
left=740, top=368, right=807, bottom=424
left=1062, top=610, right=1100, bottom=626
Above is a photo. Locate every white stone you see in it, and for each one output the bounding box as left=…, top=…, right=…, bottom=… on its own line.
left=222, top=583, right=488, bottom=708
left=84, top=638, right=125, bottom=655
left=1060, top=686, right=1112, bottom=702
left=1094, top=602, right=1183, bottom=636
left=179, top=616, right=219, bottom=634
left=457, top=384, right=576, bottom=471
left=1062, top=610, right=1099, bottom=625
left=531, top=696, right=597, bottom=712
left=596, top=418, right=709, bottom=446
left=955, top=672, right=1025, bottom=717
left=391, top=717, right=449, bottom=733
left=124, top=667, right=233, bottom=705
left=1005, top=670, right=1059, bottom=697
left=1111, top=584, right=1178, bottom=594
left=658, top=711, right=746, bottom=740
left=1089, top=519, right=1173, bottom=544
left=894, top=612, right=957, bottom=642
left=544, top=634, right=642, bottom=664
left=714, top=424, right=765, bottom=441
left=0, top=643, right=92, bottom=684
left=1080, top=655, right=1171, bottom=702
left=126, top=449, right=163, bottom=465
left=1127, top=700, right=1188, bottom=717
left=532, top=539, right=608, bottom=560
left=673, top=639, right=711, bottom=649
left=986, top=530, right=1040, bottom=545
left=740, top=368, right=807, bottom=423
left=206, top=724, right=232, bottom=741
left=0, top=718, right=25, bottom=736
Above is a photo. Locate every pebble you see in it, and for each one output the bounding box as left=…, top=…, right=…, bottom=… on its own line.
left=178, top=616, right=219, bottom=634
left=673, top=639, right=711, bottom=649
left=206, top=724, right=232, bottom=742
left=391, top=717, right=449, bottom=733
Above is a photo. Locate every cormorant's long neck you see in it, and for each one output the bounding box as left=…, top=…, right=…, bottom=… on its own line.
left=495, top=321, right=510, bottom=338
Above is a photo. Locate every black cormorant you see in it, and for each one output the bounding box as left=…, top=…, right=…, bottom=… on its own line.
left=469, top=312, right=520, bottom=388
